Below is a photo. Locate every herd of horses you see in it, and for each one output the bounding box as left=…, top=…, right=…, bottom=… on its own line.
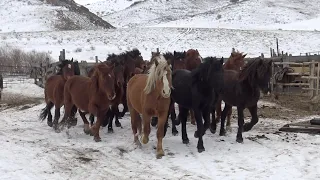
left=39, top=48, right=272, bottom=159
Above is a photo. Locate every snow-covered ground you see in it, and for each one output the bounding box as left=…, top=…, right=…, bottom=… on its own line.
left=1, top=27, right=320, bottom=62
left=1, top=79, right=320, bottom=179
left=1, top=0, right=320, bottom=179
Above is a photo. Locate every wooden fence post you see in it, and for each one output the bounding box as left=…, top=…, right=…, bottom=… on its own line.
left=95, top=56, right=98, bottom=64
left=317, top=62, right=320, bottom=95
left=310, top=60, right=315, bottom=98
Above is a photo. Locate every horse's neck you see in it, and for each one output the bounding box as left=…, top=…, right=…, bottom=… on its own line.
left=223, top=62, right=238, bottom=71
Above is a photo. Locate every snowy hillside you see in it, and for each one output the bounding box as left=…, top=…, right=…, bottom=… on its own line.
left=0, top=0, right=112, bottom=33
left=1, top=28, right=320, bottom=62
left=86, top=0, right=320, bottom=31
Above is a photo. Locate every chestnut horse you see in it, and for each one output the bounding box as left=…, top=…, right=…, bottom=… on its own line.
left=39, top=59, right=80, bottom=129
left=214, top=51, right=246, bottom=132
left=127, top=53, right=172, bottom=159
left=58, top=63, right=116, bottom=142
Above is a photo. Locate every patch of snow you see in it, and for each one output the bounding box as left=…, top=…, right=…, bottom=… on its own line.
left=2, top=77, right=44, bottom=98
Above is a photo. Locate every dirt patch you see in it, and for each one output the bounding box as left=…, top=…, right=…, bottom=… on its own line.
left=0, top=92, right=42, bottom=109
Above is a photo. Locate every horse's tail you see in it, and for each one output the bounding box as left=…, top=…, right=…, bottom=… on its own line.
left=39, top=102, right=54, bottom=121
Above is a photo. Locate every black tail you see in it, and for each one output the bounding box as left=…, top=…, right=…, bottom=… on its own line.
left=39, top=102, right=54, bottom=121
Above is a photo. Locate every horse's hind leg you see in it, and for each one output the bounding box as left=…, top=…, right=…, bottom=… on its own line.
left=169, top=100, right=178, bottom=136
left=89, top=114, right=95, bottom=126
left=236, top=106, right=245, bottom=143
left=79, top=111, right=90, bottom=135
left=220, top=104, right=232, bottom=136
left=243, top=104, right=258, bottom=132
left=108, top=108, right=115, bottom=133
left=226, top=108, right=233, bottom=132
left=215, top=99, right=222, bottom=123
left=195, top=104, right=210, bottom=138
left=69, top=105, right=78, bottom=127
left=53, top=106, right=61, bottom=131
left=190, top=110, right=196, bottom=125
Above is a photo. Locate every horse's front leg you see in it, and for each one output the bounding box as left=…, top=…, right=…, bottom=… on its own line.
left=236, top=106, right=245, bottom=143
left=226, top=108, right=233, bottom=132
left=244, top=104, right=258, bottom=132
left=156, top=109, right=170, bottom=159
left=108, top=108, right=115, bottom=133
left=179, top=106, right=189, bottom=144
left=53, top=106, right=61, bottom=131
left=90, top=110, right=105, bottom=142
left=194, top=105, right=210, bottom=138
left=78, top=110, right=90, bottom=135
left=220, top=104, right=232, bottom=136
left=193, top=108, right=205, bottom=153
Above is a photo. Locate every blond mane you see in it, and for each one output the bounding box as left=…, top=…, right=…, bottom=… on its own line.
left=144, top=54, right=170, bottom=94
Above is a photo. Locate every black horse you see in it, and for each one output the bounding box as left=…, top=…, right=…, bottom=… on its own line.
left=210, top=58, right=272, bottom=143
left=170, top=57, right=224, bottom=152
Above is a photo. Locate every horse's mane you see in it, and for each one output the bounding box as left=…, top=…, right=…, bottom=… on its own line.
left=239, top=58, right=271, bottom=84
left=173, top=51, right=186, bottom=59
left=126, top=48, right=141, bottom=58
left=191, top=57, right=217, bottom=82
left=144, top=54, right=170, bottom=94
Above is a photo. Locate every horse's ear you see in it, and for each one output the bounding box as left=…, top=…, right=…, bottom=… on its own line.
left=242, top=54, right=247, bottom=58
left=220, top=57, right=224, bottom=64
left=173, top=51, right=176, bottom=55
left=71, top=58, right=73, bottom=62
left=231, top=52, right=235, bottom=57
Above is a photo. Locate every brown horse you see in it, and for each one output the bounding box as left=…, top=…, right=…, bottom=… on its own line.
left=39, top=59, right=80, bottom=129
left=214, top=51, right=246, bottom=131
left=127, top=53, right=172, bottom=159
left=58, top=63, right=116, bottom=142
left=87, top=60, right=125, bottom=133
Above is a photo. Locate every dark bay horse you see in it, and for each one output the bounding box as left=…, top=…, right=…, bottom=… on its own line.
left=171, top=57, right=224, bottom=152
left=210, top=58, right=272, bottom=143
left=115, top=49, right=145, bottom=118
left=214, top=51, right=246, bottom=131
left=127, top=53, right=172, bottom=159
left=58, top=63, right=116, bottom=142
left=39, top=59, right=80, bottom=129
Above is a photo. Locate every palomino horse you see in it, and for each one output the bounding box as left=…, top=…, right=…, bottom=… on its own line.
left=39, top=59, right=80, bottom=129
left=127, top=53, right=172, bottom=159
left=214, top=51, right=246, bottom=132
left=58, top=63, right=116, bottom=142
left=210, top=58, right=272, bottom=143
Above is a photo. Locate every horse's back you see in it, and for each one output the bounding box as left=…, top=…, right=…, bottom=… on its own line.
left=127, top=74, right=148, bottom=113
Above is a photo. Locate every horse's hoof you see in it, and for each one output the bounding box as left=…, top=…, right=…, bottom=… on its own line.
left=94, top=136, right=101, bottom=142
left=197, top=148, right=205, bottom=153
left=172, top=129, right=178, bottom=136
left=54, top=128, right=61, bottom=133
left=243, top=123, right=252, bottom=132
left=209, top=126, right=216, bottom=134
left=236, top=137, right=244, bottom=143
left=156, top=150, right=165, bottom=159
left=115, top=121, right=122, bottom=127
left=182, top=139, right=189, bottom=144
left=141, top=135, right=149, bottom=144
left=219, top=129, right=226, bottom=136
left=108, top=128, right=114, bottom=133
left=47, top=121, right=53, bottom=127
left=226, top=126, right=232, bottom=132
left=194, top=131, right=199, bottom=138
